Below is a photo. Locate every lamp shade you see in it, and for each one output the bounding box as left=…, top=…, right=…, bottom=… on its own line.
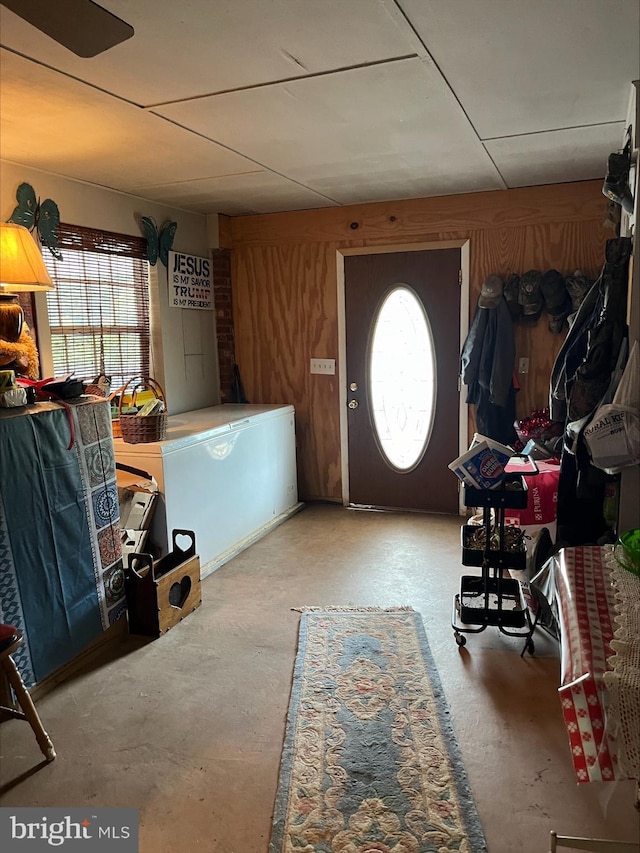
left=0, top=222, right=54, bottom=292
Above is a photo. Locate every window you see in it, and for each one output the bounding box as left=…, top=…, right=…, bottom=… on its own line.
left=43, top=224, right=149, bottom=388
left=368, top=284, right=436, bottom=471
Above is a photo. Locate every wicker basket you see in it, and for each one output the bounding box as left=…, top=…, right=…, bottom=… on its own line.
left=118, top=377, right=168, bottom=444
left=107, top=384, right=125, bottom=439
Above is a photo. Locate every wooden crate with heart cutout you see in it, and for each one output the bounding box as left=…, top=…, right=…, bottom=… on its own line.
left=124, top=529, right=201, bottom=637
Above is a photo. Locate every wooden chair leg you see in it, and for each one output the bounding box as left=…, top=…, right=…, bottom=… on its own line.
left=2, top=656, right=56, bottom=761
left=549, top=832, right=639, bottom=852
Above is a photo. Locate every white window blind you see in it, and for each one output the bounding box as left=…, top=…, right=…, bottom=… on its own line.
left=44, top=224, right=150, bottom=388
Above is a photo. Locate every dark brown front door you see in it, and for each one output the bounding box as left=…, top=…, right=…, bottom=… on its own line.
left=344, top=249, right=461, bottom=514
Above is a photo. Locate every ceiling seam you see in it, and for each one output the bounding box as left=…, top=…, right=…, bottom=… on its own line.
left=0, top=43, right=344, bottom=206
left=0, top=44, right=144, bottom=107
left=131, top=170, right=266, bottom=191
left=0, top=43, right=343, bottom=209
left=147, top=110, right=343, bottom=206
left=389, top=0, right=508, bottom=190
left=480, top=145, right=509, bottom=189
left=0, top=155, right=217, bottom=217
left=0, top=44, right=414, bottom=112
left=387, top=0, right=482, bottom=138
left=482, top=120, right=624, bottom=142
left=144, top=55, right=419, bottom=109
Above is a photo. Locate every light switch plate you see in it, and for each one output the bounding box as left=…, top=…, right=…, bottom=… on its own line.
left=518, top=357, right=529, bottom=374
left=310, top=358, right=335, bottom=375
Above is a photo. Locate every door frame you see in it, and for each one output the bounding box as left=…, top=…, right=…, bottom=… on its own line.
left=337, top=239, right=471, bottom=515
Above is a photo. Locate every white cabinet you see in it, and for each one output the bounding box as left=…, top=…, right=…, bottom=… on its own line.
left=114, top=404, right=300, bottom=576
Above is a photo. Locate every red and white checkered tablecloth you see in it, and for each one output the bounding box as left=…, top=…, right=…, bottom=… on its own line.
left=554, top=546, right=622, bottom=783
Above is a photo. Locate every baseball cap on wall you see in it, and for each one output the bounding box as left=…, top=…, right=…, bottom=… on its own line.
left=519, top=269, right=543, bottom=323
left=504, top=273, right=522, bottom=319
left=565, top=270, right=594, bottom=312
left=478, top=274, right=504, bottom=308
left=540, top=268, right=571, bottom=333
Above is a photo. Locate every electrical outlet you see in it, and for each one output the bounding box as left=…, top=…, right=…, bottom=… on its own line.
left=310, top=358, right=335, bottom=375
left=518, top=357, right=529, bottom=374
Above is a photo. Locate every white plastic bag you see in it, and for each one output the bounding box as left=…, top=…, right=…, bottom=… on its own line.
left=584, top=340, right=640, bottom=473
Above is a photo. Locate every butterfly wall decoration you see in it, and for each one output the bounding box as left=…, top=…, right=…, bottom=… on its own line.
left=8, top=182, right=62, bottom=260
left=139, top=216, right=178, bottom=267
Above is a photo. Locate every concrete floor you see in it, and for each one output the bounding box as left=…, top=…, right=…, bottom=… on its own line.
left=1, top=504, right=638, bottom=852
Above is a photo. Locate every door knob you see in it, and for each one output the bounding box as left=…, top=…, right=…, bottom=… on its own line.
left=348, top=400, right=359, bottom=409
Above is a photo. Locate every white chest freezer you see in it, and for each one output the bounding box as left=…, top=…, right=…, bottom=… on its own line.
left=114, top=404, right=300, bottom=575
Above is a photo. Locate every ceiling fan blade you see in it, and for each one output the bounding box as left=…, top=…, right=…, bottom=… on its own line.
left=2, top=0, right=134, bottom=58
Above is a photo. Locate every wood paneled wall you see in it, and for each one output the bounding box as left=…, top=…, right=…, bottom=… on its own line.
left=231, top=181, right=610, bottom=502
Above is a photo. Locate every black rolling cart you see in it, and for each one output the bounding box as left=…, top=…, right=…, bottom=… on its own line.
left=452, top=470, right=536, bottom=654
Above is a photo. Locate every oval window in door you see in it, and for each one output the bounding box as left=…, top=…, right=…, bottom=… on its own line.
left=368, top=284, right=436, bottom=472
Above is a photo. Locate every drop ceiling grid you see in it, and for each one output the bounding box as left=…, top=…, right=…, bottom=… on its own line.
left=484, top=123, right=627, bottom=189
left=129, top=172, right=340, bottom=216
left=0, top=49, right=265, bottom=192
left=0, top=0, right=422, bottom=105
left=153, top=58, right=505, bottom=203
left=398, top=0, right=640, bottom=139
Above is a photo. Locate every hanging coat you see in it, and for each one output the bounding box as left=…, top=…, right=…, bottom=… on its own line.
left=461, top=299, right=514, bottom=408
left=460, top=299, right=516, bottom=444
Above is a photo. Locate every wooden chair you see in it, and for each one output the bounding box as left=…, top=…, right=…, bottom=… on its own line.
left=0, top=631, right=56, bottom=761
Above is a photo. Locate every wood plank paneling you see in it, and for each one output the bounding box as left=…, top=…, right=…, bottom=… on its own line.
left=234, top=243, right=341, bottom=500
left=468, top=219, right=607, bottom=419
left=232, top=182, right=610, bottom=502
left=231, top=182, right=606, bottom=247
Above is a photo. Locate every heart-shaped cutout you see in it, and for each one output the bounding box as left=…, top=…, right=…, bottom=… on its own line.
left=169, top=576, right=191, bottom=608
left=175, top=533, right=192, bottom=553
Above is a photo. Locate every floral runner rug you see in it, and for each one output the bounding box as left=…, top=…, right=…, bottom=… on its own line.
left=269, top=608, right=487, bottom=853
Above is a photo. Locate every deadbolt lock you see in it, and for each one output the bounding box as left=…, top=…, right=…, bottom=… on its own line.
left=349, top=382, right=358, bottom=391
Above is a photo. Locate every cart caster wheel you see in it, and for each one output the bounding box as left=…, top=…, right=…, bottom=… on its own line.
left=454, top=632, right=466, bottom=648
left=525, top=638, right=535, bottom=655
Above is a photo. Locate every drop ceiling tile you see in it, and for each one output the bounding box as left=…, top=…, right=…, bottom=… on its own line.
left=485, top=123, right=625, bottom=188
left=0, top=50, right=259, bottom=191
left=309, top=163, right=501, bottom=206
left=154, top=58, right=503, bottom=201
left=0, top=0, right=417, bottom=105
left=399, top=0, right=640, bottom=138
left=129, top=172, right=338, bottom=216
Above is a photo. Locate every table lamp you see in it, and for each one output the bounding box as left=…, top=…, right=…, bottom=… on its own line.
left=0, top=222, right=54, bottom=377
